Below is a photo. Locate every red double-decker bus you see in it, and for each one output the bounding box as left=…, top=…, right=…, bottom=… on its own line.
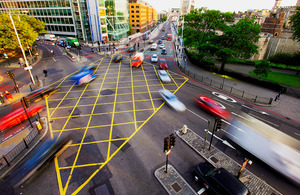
left=166, top=33, right=172, bottom=41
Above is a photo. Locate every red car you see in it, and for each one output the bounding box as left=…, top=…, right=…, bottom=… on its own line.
left=159, top=59, right=168, bottom=70
left=0, top=106, right=44, bottom=131
left=193, top=95, right=232, bottom=121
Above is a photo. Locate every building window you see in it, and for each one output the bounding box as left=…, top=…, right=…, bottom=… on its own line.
left=131, top=6, right=134, bottom=8
left=136, top=15, right=139, bottom=18
left=132, top=15, right=134, bottom=18
left=132, top=20, right=135, bottom=22
left=274, top=32, right=278, bottom=37
left=136, top=11, right=139, bottom=13
left=137, top=24, right=140, bottom=27
left=136, top=20, right=140, bottom=22
left=132, top=24, right=135, bottom=27
left=136, top=6, right=139, bottom=8
left=131, top=10, right=134, bottom=13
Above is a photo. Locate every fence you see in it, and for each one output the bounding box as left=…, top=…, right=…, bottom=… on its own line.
left=178, top=65, right=273, bottom=105
left=0, top=126, right=40, bottom=171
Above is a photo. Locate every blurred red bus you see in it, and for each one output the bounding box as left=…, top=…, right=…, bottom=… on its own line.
left=166, top=33, right=172, bottom=41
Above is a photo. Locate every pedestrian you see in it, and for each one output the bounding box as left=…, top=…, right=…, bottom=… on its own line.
left=43, top=69, right=48, bottom=77
left=4, top=91, right=12, bottom=99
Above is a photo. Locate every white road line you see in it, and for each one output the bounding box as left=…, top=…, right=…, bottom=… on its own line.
left=213, top=98, right=235, bottom=108
left=248, top=113, right=279, bottom=127
left=294, top=133, right=300, bottom=137
left=187, top=108, right=208, bottom=122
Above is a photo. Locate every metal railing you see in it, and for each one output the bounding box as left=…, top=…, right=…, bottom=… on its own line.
left=178, top=65, right=273, bottom=105
left=0, top=126, right=39, bottom=171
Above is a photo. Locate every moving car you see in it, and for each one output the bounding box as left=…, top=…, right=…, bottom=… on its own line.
left=149, top=40, right=154, bottom=44
left=161, top=48, right=167, bottom=55
left=158, top=40, right=162, bottom=44
left=159, top=89, right=186, bottom=112
left=26, top=86, right=59, bottom=103
left=71, top=69, right=97, bottom=86
left=3, top=134, right=72, bottom=188
left=150, top=43, right=157, bottom=50
left=193, top=162, right=249, bottom=195
left=193, top=95, right=232, bottom=121
left=112, top=54, right=122, bottom=62
left=159, top=59, right=168, bottom=70
left=131, top=52, right=144, bottom=68
left=0, top=106, right=44, bottom=131
left=151, top=54, right=158, bottom=63
left=159, top=44, right=165, bottom=49
left=79, top=65, right=97, bottom=72
left=126, top=47, right=135, bottom=53
left=157, top=70, right=171, bottom=83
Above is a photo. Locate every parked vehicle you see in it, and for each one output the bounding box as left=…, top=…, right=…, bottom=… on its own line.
left=159, top=89, right=186, bottom=112
left=65, top=37, right=80, bottom=47
left=193, top=162, right=249, bottom=195
left=157, top=70, right=171, bottom=83
left=150, top=43, right=157, bottom=50
left=0, top=106, right=44, bottom=131
left=131, top=52, right=144, bottom=68
left=159, top=44, right=165, bottom=49
left=44, top=34, right=56, bottom=41
left=193, top=95, right=232, bottom=121
left=151, top=54, right=158, bottom=63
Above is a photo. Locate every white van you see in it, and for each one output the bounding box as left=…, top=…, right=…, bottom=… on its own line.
left=151, top=43, right=157, bottom=50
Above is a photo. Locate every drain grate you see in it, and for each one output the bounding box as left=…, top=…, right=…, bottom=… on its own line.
left=171, top=182, right=182, bottom=192
left=210, top=156, right=219, bottom=163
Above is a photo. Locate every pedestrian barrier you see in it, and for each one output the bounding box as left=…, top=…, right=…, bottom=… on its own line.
left=0, top=126, right=39, bottom=171
left=179, top=66, right=273, bottom=105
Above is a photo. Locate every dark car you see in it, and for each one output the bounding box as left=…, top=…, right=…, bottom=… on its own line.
left=193, top=162, right=249, bottom=195
left=159, top=59, right=168, bottom=69
left=112, top=54, right=122, bottom=62
left=158, top=40, right=162, bottom=44
left=161, top=48, right=167, bottom=55
left=126, top=47, right=135, bottom=52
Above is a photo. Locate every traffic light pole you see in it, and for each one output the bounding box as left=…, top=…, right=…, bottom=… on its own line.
left=21, top=97, right=33, bottom=128
left=165, top=152, right=169, bottom=173
left=209, top=119, right=217, bottom=150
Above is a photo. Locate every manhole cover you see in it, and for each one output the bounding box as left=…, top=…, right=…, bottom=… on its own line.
left=171, top=182, right=182, bottom=192
left=210, top=156, right=219, bottom=163
left=100, top=89, right=115, bottom=95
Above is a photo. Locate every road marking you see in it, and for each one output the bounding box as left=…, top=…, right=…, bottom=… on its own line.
left=141, top=65, right=156, bottom=111
left=54, top=157, right=64, bottom=195
left=242, top=104, right=270, bottom=115
left=204, top=129, right=236, bottom=150
left=187, top=109, right=208, bottom=122
left=131, top=63, right=138, bottom=131
left=213, top=98, right=235, bottom=108
left=295, top=133, right=300, bottom=137
left=212, top=92, right=237, bottom=103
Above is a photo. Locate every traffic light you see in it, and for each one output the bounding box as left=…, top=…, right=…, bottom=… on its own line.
left=23, top=97, right=30, bottom=108
left=169, top=133, right=176, bottom=148
left=6, top=71, right=14, bottom=79
left=138, top=43, right=139, bottom=48
left=216, top=118, right=222, bottom=131
left=164, top=137, right=169, bottom=153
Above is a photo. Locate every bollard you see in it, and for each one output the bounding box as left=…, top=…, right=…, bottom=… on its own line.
left=182, top=125, right=187, bottom=134
left=36, top=121, right=42, bottom=131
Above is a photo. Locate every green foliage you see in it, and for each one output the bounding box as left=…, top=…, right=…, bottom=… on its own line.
left=268, top=52, right=300, bottom=69
left=160, top=16, right=167, bottom=22
left=128, top=24, right=133, bottom=35
left=183, top=8, right=261, bottom=72
left=289, top=7, right=300, bottom=42
left=0, top=13, right=45, bottom=53
left=253, top=60, right=271, bottom=77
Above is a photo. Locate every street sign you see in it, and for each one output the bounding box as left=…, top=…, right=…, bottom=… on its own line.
left=24, top=66, right=33, bottom=70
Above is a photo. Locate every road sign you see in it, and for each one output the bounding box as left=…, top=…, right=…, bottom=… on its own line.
left=24, top=66, right=33, bottom=70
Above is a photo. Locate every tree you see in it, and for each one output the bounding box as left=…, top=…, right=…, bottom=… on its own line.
left=160, top=16, right=167, bottom=22
left=254, top=60, right=271, bottom=77
left=289, top=6, right=300, bottom=42
left=0, top=13, right=45, bottom=53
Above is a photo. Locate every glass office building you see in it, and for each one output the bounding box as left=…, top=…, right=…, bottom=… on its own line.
left=0, top=0, right=129, bottom=41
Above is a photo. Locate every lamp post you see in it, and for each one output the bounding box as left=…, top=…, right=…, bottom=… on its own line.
left=9, top=12, right=35, bottom=84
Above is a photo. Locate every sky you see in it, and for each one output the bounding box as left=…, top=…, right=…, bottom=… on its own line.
left=145, top=0, right=298, bottom=13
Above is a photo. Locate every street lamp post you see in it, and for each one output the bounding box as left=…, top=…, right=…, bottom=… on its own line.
left=9, top=13, right=35, bottom=84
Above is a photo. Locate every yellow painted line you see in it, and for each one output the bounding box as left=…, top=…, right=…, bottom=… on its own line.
left=130, top=62, right=137, bottom=132
left=152, top=65, right=165, bottom=89
left=141, top=65, right=155, bottom=111
left=50, top=83, right=75, bottom=117
left=69, top=137, right=127, bottom=147
left=63, top=57, right=111, bottom=194
left=168, top=70, right=178, bottom=88
left=59, top=162, right=105, bottom=170
left=54, top=157, right=64, bottom=195
left=45, top=97, right=53, bottom=138
left=107, top=60, right=122, bottom=159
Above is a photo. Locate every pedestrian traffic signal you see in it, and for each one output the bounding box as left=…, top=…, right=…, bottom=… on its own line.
left=169, top=133, right=176, bottom=148
left=216, top=118, right=222, bottom=131
left=6, top=71, right=14, bottom=79
left=164, top=137, right=170, bottom=153
left=23, top=97, right=30, bottom=108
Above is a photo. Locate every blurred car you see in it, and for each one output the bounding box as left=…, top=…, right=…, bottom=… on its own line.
left=161, top=48, right=167, bottom=55
left=157, top=70, right=171, bottom=83
left=162, top=36, right=165, bottom=40
left=149, top=40, right=154, bottom=44
left=159, top=89, right=186, bottom=112
left=112, top=54, right=122, bottom=62
left=0, top=106, right=44, bottom=131
left=158, top=40, right=162, bottom=44
left=71, top=69, right=97, bottom=86
left=126, top=47, right=135, bottom=52
left=26, top=86, right=59, bottom=103
left=79, top=65, right=97, bottom=72
left=193, top=162, right=249, bottom=195
left=159, top=59, right=168, bottom=69
left=193, top=95, right=232, bottom=121
left=150, top=43, right=157, bottom=50
left=159, top=44, right=165, bottom=49
left=3, top=134, right=72, bottom=188
left=151, top=54, right=158, bottom=63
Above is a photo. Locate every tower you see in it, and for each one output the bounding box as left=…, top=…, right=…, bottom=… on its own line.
left=273, top=0, right=282, bottom=9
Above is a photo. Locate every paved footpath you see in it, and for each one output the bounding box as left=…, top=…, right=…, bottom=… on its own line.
left=155, top=126, right=282, bottom=195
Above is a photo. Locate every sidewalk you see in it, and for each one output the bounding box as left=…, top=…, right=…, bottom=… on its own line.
left=155, top=126, right=282, bottom=195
